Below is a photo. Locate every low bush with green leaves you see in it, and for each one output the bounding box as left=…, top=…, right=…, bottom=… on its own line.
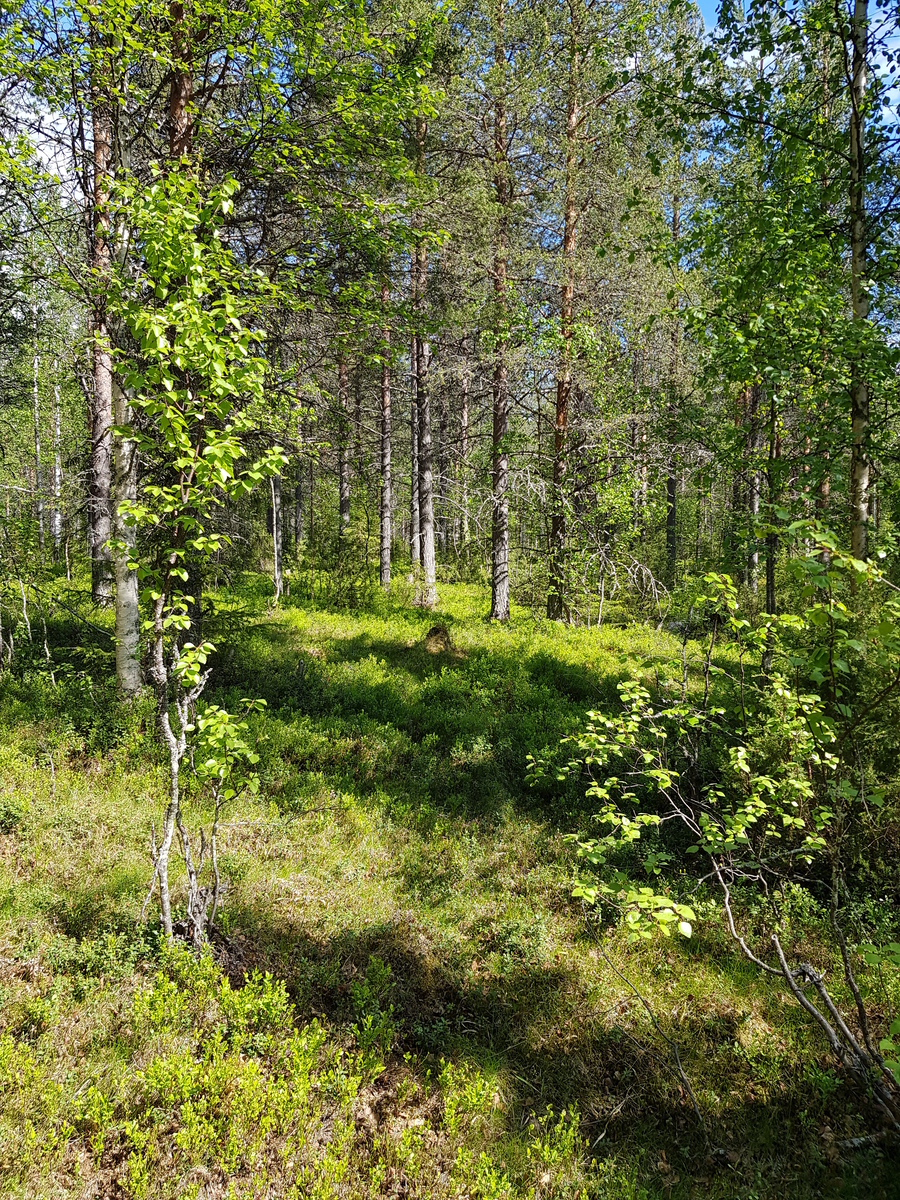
left=534, top=525, right=900, bottom=1122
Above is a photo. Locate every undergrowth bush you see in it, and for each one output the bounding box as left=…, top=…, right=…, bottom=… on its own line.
left=537, top=526, right=900, bottom=1126
left=0, top=944, right=609, bottom=1199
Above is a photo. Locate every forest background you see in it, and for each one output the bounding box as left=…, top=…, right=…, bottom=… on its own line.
left=2, top=0, right=900, bottom=1197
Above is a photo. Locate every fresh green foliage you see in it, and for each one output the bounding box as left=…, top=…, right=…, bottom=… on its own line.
left=1, top=582, right=898, bottom=1198
left=536, top=527, right=896, bottom=933
left=538, top=526, right=900, bottom=1116
left=110, top=169, right=288, bottom=940
left=113, top=168, right=286, bottom=683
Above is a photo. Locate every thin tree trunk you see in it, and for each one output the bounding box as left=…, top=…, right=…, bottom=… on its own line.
left=438, top=390, right=448, bottom=554
left=271, top=474, right=283, bottom=600
left=410, top=327, right=420, bottom=565
left=338, top=354, right=351, bottom=529
left=354, top=369, right=363, bottom=478
left=817, top=454, right=831, bottom=519
left=113, top=379, right=142, bottom=696
left=145, top=0, right=195, bottom=927
left=748, top=383, right=761, bottom=592
left=849, top=0, right=869, bottom=561
left=293, top=478, right=303, bottom=547
left=665, top=187, right=683, bottom=589
left=728, top=389, right=746, bottom=576
left=490, top=0, right=510, bottom=622
left=766, top=425, right=779, bottom=616
left=89, top=40, right=114, bottom=603
left=380, top=279, right=392, bottom=591
left=411, top=118, right=438, bottom=606
left=666, top=462, right=677, bottom=584
left=52, top=366, right=62, bottom=559
left=417, top=331, right=437, bottom=606
left=32, top=316, right=44, bottom=555
left=460, top=337, right=470, bottom=545
left=639, top=424, right=648, bottom=541
left=148, top=592, right=191, bottom=940
left=413, top=114, right=437, bottom=610
left=548, top=23, right=579, bottom=621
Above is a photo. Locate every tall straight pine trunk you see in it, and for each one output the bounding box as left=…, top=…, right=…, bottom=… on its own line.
left=113, top=377, right=142, bottom=695
left=89, top=34, right=114, bottom=603
left=52, top=362, right=62, bottom=559
left=437, top=393, right=448, bottom=553
left=32, top=314, right=44, bottom=555
left=490, top=0, right=510, bottom=621
left=849, top=0, right=869, bottom=561
left=747, top=383, right=762, bottom=591
left=409, top=252, right=420, bottom=566
left=416, top=329, right=437, bottom=608
left=338, top=354, right=351, bottom=529
left=270, top=474, right=283, bottom=601
left=414, top=119, right=436, bottom=607
left=380, top=278, right=392, bottom=590
left=548, top=29, right=579, bottom=620
left=665, top=191, right=682, bottom=588
left=460, top=335, right=470, bottom=545
left=89, top=25, right=142, bottom=693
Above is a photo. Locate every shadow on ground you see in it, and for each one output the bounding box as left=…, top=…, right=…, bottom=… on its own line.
left=221, top=898, right=900, bottom=1200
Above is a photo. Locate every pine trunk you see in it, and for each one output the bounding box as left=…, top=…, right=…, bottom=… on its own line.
left=849, top=0, right=869, bottom=561
left=748, top=384, right=761, bottom=592
left=380, top=279, right=392, bottom=591
left=32, top=319, right=44, bottom=556
left=410, top=326, right=420, bottom=565
left=271, top=474, right=283, bottom=601
left=460, top=341, right=470, bottom=545
left=52, top=365, right=62, bottom=558
left=548, top=33, right=579, bottom=621
left=113, top=379, right=142, bottom=696
left=89, top=44, right=114, bottom=603
left=338, top=355, right=351, bottom=529
left=490, top=0, right=510, bottom=622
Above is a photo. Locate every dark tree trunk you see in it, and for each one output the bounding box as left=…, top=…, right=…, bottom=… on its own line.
left=168, top=1, right=193, bottom=159
left=548, top=21, right=579, bottom=621
left=293, top=477, right=303, bottom=548
left=849, top=0, right=869, bottom=560
left=410, top=325, right=420, bottom=565
left=766, top=391, right=779, bottom=616
left=338, top=355, right=351, bottom=530
left=271, top=474, right=283, bottom=601
left=380, top=278, right=392, bottom=591
left=748, top=383, right=762, bottom=592
left=460, top=336, right=470, bottom=545
left=490, top=0, right=510, bottom=622
left=666, top=459, right=677, bottom=585
left=437, top=389, right=448, bottom=554
left=354, top=369, right=363, bottom=478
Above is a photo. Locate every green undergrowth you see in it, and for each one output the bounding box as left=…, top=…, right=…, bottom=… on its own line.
left=0, top=579, right=897, bottom=1198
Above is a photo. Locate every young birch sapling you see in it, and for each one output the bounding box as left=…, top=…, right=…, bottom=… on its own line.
left=112, top=170, right=285, bottom=944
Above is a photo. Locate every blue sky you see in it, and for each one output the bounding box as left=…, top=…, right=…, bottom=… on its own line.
left=695, top=0, right=721, bottom=27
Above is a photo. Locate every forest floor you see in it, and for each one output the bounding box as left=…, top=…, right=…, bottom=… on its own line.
left=0, top=578, right=897, bottom=1199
